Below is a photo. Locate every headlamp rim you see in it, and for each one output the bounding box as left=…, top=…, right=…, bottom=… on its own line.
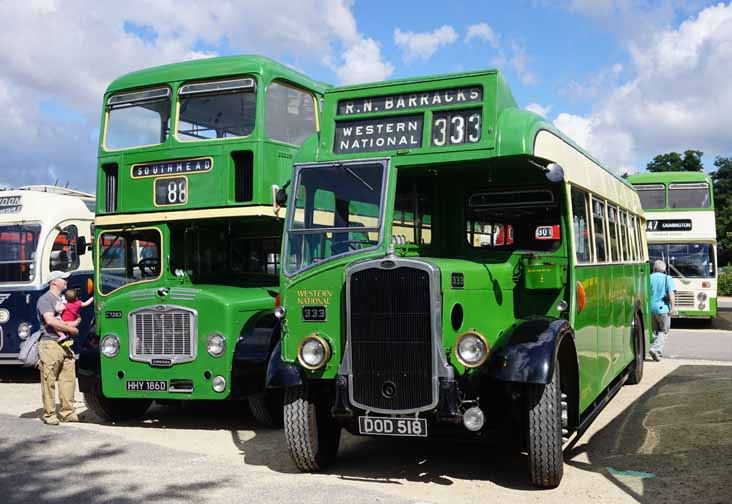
left=454, top=330, right=490, bottom=368
left=296, top=334, right=332, bottom=370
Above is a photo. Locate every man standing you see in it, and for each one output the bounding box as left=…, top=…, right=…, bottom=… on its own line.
left=649, top=259, right=676, bottom=361
left=36, top=271, right=81, bottom=425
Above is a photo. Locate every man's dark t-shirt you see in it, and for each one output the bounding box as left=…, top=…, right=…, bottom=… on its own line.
left=37, top=291, right=60, bottom=342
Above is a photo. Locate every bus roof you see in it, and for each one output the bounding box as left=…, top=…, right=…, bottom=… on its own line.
left=106, top=54, right=330, bottom=94
left=0, top=186, right=95, bottom=225
left=316, top=69, right=640, bottom=213
left=626, top=171, right=713, bottom=185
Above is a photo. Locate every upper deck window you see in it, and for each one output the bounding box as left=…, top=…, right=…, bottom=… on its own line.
left=265, top=81, right=316, bottom=146
left=177, top=77, right=256, bottom=141
left=635, top=184, right=666, bottom=209
left=0, top=224, right=40, bottom=283
left=668, top=182, right=711, bottom=209
left=105, top=87, right=171, bottom=150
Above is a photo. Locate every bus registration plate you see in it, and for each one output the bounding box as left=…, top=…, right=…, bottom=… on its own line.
left=126, top=380, right=168, bottom=392
left=358, top=416, right=427, bottom=437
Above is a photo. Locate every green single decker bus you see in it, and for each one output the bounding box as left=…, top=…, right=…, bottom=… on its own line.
left=627, top=171, right=717, bottom=320
left=79, top=56, right=328, bottom=425
left=269, top=70, right=651, bottom=487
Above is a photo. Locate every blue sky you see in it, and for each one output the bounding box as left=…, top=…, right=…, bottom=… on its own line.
left=1, top=1, right=730, bottom=192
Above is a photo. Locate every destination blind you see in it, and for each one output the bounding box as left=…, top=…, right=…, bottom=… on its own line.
left=334, top=86, right=484, bottom=154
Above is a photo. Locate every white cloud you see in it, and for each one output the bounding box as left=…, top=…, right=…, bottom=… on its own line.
left=0, top=1, right=392, bottom=191
left=465, top=22, right=499, bottom=47
left=553, top=3, right=732, bottom=173
left=526, top=103, right=552, bottom=117
left=394, top=25, right=458, bottom=61
left=509, top=43, right=537, bottom=85
left=336, top=38, right=394, bottom=84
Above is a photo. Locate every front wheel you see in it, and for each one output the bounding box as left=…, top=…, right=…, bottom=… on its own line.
left=526, top=363, right=564, bottom=488
left=626, top=311, right=644, bottom=385
left=248, top=390, right=284, bottom=428
left=83, top=382, right=152, bottom=422
left=283, top=385, right=341, bottom=471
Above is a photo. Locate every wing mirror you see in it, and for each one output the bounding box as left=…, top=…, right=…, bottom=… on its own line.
left=272, top=181, right=290, bottom=216
left=543, top=163, right=565, bottom=183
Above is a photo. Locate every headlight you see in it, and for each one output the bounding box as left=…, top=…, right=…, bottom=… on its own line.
left=212, top=375, right=227, bottom=393
left=274, top=305, right=286, bottom=319
left=455, top=331, right=489, bottom=368
left=297, top=335, right=331, bottom=370
left=17, top=322, right=32, bottom=340
left=0, top=309, right=10, bottom=324
left=100, top=335, right=120, bottom=357
left=207, top=333, right=226, bottom=357
left=697, top=292, right=708, bottom=301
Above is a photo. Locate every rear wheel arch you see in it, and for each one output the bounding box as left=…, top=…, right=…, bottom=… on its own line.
left=555, top=331, right=579, bottom=431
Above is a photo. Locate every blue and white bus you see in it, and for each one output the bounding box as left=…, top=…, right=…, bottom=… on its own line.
left=0, top=185, right=95, bottom=364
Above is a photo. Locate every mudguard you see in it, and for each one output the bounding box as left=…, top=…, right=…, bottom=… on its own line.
left=486, top=317, right=575, bottom=385
left=265, top=340, right=303, bottom=389
left=77, top=322, right=100, bottom=394
left=231, top=311, right=280, bottom=397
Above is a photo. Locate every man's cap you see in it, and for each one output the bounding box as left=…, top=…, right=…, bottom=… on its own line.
left=47, top=271, right=71, bottom=284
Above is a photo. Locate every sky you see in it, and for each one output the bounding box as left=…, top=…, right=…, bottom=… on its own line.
left=1, top=0, right=731, bottom=193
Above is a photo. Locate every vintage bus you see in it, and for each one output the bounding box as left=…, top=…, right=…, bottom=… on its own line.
left=0, top=185, right=95, bottom=364
left=79, top=55, right=328, bottom=425
left=269, top=70, right=651, bottom=487
left=628, top=172, right=716, bottom=319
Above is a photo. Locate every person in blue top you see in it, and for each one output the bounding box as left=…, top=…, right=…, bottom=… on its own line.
left=649, top=259, right=676, bottom=361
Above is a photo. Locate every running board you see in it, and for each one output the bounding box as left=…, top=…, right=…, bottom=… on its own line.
left=564, top=367, right=629, bottom=452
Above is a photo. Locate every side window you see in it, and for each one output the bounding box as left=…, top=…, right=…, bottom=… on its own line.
left=636, top=216, right=646, bottom=261
left=619, top=210, right=630, bottom=262
left=592, top=198, right=607, bottom=263
left=49, top=225, right=80, bottom=272
left=626, top=213, right=637, bottom=261
left=265, top=81, right=316, bottom=145
left=394, top=174, right=433, bottom=246
left=570, top=187, right=592, bottom=263
left=607, top=205, right=619, bottom=262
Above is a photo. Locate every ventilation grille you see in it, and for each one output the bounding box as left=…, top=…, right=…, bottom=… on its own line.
left=232, top=151, right=253, bottom=202
left=103, top=163, right=118, bottom=212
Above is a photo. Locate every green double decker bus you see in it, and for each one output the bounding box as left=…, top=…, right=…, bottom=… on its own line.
left=79, top=56, right=327, bottom=425
left=269, top=70, right=651, bottom=487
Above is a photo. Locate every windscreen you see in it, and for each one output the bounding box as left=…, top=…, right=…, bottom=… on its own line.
left=0, top=224, right=40, bottom=282
left=635, top=184, right=666, bottom=209
left=668, top=183, right=711, bottom=209
left=177, top=78, right=256, bottom=141
left=648, top=243, right=715, bottom=278
left=99, top=229, right=161, bottom=294
left=105, top=88, right=171, bottom=149
left=285, top=162, right=385, bottom=274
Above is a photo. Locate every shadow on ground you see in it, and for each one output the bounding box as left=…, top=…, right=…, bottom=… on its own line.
left=566, top=365, right=732, bottom=502
left=0, top=366, right=39, bottom=383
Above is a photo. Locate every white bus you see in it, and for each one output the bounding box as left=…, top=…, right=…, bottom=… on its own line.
left=0, top=185, right=95, bottom=364
left=628, top=172, right=717, bottom=320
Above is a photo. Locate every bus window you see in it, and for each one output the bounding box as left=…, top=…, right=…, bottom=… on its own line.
left=177, top=77, right=256, bottom=141
left=0, top=224, right=40, bottom=283
left=99, top=229, right=161, bottom=294
left=668, top=182, right=711, bottom=208
left=266, top=81, right=317, bottom=146
left=570, top=187, right=592, bottom=263
left=634, top=216, right=645, bottom=260
left=50, top=225, right=80, bottom=273
left=626, top=213, right=637, bottom=262
left=592, top=198, right=607, bottom=263
left=607, top=205, right=620, bottom=262
left=393, top=172, right=433, bottom=246
left=649, top=243, right=715, bottom=278
left=635, top=184, right=665, bottom=209
left=105, top=87, right=171, bottom=150
left=620, top=210, right=631, bottom=261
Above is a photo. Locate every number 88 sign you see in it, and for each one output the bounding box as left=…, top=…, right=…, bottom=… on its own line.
left=154, top=177, right=187, bottom=206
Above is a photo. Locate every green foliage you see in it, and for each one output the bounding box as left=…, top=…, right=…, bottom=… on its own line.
left=646, top=150, right=704, bottom=172
left=717, top=266, right=732, bottom=296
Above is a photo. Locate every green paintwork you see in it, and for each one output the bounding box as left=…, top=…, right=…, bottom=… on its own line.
left=626, top=171, right=715, bottom=212
left=280, top=69, right=650, bottom=417
left=95, top=56, right=328, bottom=400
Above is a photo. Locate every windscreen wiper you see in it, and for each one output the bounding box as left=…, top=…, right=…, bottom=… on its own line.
left=345, top=166, right=375, bottom=192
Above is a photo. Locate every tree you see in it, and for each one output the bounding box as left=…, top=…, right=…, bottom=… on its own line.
left=646, top=150, right=704, bottom=172
left=712, top=156, right=732, bottom=264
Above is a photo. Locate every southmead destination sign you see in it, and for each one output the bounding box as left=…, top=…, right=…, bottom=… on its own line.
left=334, top=115, right=423, bottom=154
left=337, top=86, right=482, bottom=115
left=131, top=157, right=213, bottom=178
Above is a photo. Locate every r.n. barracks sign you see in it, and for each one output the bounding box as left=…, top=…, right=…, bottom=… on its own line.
left=337, top=87, right=482, bottom=115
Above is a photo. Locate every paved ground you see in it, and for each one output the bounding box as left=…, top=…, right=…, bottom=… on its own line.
left=664, top=296, right=732, bottom=361
left=1, top=356, right=730, bottom=503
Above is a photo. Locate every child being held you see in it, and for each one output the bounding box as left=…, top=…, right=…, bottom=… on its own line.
left=56, top=289, right=94, bottom=348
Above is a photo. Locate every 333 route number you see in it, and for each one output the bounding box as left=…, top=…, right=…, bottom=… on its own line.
left=154, top=177, right=187, bottom=206
left=431, top=108, right=482, bottom=146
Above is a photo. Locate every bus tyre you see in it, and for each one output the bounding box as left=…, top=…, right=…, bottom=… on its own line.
left=83, top=382, right=152, bottom=422
left=248, top=390, right=284, bottom=428
left=283, top=385, right=341, bottom=472
left=626, top=312, right=644, bottom=385
left=526, top=363, right=564, bottom=488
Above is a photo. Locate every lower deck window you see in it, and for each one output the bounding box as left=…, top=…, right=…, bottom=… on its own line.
left=99, top=229, right=161, bottom=294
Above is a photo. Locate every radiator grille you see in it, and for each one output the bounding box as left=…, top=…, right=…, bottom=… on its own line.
left=349, top=266, right=433, bottom=411
left=675, top=291, right=695, bottom=307
left=131, top=308, right=195, bottom=362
